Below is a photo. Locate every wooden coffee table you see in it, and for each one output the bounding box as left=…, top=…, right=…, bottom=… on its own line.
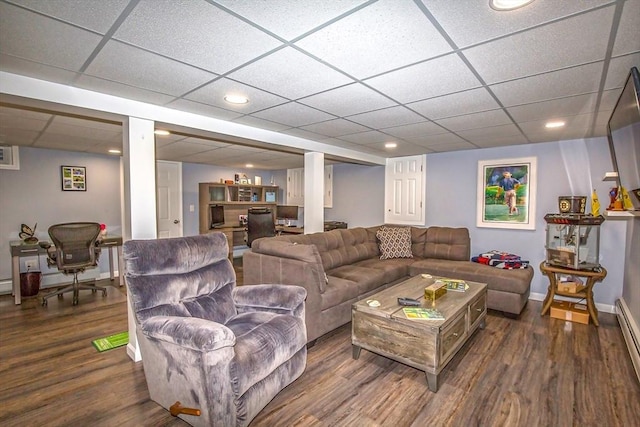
left=352, top=275, right=487, bottom=392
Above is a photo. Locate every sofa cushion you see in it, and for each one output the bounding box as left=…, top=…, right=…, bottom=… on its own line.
left=327, top=265, right=387, bottom=295
left=354, top=257, right=412, bottom=284
left=321, top=276, right=360, bottom=310
left=376, top=226, right=413, bottom=260
left=423, top=227, right=470, bottom=261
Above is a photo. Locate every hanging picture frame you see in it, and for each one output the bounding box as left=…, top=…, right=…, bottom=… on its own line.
left=61, top=165, right=87, bottom=191
left=476, top=157, right=537, bottom=230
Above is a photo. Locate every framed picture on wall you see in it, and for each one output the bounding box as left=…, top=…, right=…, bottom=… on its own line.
left=476, top=157, right=537, bottom=230
left=61, top=165, right=87, bottom=191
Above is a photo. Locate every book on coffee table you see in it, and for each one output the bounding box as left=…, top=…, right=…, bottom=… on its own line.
left=403, top=307, right=445, bottom=320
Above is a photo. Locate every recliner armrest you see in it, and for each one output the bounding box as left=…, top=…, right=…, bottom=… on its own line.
left=233, top=284, right=306, bottom=316
left=140, top=316, right=236, bottom=352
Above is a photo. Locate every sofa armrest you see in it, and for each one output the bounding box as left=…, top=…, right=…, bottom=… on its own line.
left=140, top=316, right=235, bottom=352
left=233, top=284, right=306, bottom=317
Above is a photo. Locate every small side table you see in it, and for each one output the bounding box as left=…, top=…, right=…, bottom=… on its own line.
left=539, top=262, right=607, bottom=326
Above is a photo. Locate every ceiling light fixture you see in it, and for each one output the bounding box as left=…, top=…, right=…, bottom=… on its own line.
left=224, top=94, right=249, bottom=105
left=545, top=121, right=566, bottom=129
left=385, top=142, right=397, bottom=148
left=490, top=0, right=535, bottom=11
left=108, top=149, right=121, bottom=154
left=246, top=164, right=254, bottom=168
left=154, top=130, right=170, bottom=136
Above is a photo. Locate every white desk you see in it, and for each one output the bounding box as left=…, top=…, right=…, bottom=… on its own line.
left=9, top=235, right=123, bottom=305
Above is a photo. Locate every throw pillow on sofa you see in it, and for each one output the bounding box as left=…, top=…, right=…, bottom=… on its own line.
left=376, top=226, right=413, bottom=260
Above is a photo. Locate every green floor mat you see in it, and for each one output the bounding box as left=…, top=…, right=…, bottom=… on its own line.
left=92, top=331, right=128, bottom=352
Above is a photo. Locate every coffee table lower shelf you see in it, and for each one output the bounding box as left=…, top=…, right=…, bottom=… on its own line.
left=351, top=276, right=487, bottom=392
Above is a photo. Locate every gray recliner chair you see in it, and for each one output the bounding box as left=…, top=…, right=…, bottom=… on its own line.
left=123, top=233, right=307, bottom=427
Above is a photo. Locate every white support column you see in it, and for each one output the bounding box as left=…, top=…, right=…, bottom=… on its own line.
left=122, top=117, right=157, bottom=362
left=303, top=152, right=325, bottom=234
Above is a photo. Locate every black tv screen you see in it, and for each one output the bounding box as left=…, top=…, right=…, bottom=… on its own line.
left=210, top=205, right=225, bottom=228
left=607, top=66, right=640, bottom=209
left=276, top=205, right=298, bottom=220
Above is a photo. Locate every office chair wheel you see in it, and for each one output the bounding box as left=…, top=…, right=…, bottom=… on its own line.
left=42, top=298, right=47, bottom=306
left=73, top=297, right=79, bottom=306
left=92, top=289, right=97, bottom=293
left=102, top=289, right=107, bottom=297
left=58, top=294, right=63, bottom=299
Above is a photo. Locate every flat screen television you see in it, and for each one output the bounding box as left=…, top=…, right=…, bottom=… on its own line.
left=607, top=66, right=640, bottom=209
left=209, top=204, right=225, bottom=229
left=276, top=205, right=299, bottom=220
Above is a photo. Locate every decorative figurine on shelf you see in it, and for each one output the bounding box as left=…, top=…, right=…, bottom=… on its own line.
left=607, top=187, right=623, bottom=210
left=19, top=223, right=38, bottom=244
left=591, top=189, right=601, bottom=216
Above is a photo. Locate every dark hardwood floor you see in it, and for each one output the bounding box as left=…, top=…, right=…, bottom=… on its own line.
left=1, top=271, right=639, bottom=427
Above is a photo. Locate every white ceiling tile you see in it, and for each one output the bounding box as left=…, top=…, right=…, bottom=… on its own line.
left=463, top=5, right=615, bottom=84
left=185, top=77, right=288, bottom=114
left=227, top=47, right=353, bottom=99
left=423, top=0, right=612, bottom=48
left=613, top=0, right=640, bottom=56
left=519, top=112, right=598, bottom=142
left=490, top=62, right=604, bottom=107
left=0, top=54, right=79, bottom=85
left=86, top=41, right=217, bottom=96
left=348, top=106, right=424, bottom=129
left=47, top=117, right=121, bottom=140
left=381, top=121, right=444, bottom=138
left=507, top=94, right=599, bottom=123
left=113, top=0, right=281, bottom=74
left=408, top=88, right=500, bottom=120
left=231, top=116, right=291, bottom=132
left=457, top=123, right=523, bottom=141
left=296, top=0, right=452, bottom=79
left=0, top=106, right=50, bottom=130
left=280, top=128, right=326, bottom=141
left=339, top=130, right=399, bottom=144
left=365, top=54, right=482, bottom=104
left=12, top=0, right=131, bottom=33
left=251, top=102, right=335, bottom=127
left=0, top=128, right=41, bottom=146
left=424, top=141, right=476, bottom=152
left=435, top=109, right=513, bottom=132
left=298, top=83, right=396, bottom=117
left=34, top=133, right=103, bottom=150
left=472, top=135, right=529, bottom=148
left=0, top=3, right=102, bottom=71
left=604, top=53, right=640, bottom=90
left=75, top=74, right=176, bottom=105
left=299, top=119, right=369, bottom=138
left=403, top=132, right=469, bottom=147
left=215, top=0, right=369, bottom=41
left=166, top=99, right=243, bottom=121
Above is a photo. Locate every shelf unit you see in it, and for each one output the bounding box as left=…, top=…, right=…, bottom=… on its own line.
left=199, top=183, right=279, bottom=234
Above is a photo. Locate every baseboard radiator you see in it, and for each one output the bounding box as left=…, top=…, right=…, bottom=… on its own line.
left=616, top=298, right=640, bottom=383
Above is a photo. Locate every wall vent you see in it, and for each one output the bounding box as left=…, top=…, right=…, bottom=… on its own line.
left=0, top=145, right=20, bottom=170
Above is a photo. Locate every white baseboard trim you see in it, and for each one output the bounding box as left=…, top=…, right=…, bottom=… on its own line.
left=528, top=292, right=616, bottom=314
left=0, top=270, right=119, bottom=295
left=616, top=298, right=640, bottom=383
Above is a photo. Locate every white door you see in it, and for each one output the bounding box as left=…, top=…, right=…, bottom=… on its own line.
left=287, top=168, right=305, bottom=206
left=156, top=161, right=183, bottom=238
left=384, top=155, right=426, bottom=225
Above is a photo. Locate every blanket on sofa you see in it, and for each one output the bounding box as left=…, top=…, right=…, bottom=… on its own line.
left=472, top=250, right=529, bottom=269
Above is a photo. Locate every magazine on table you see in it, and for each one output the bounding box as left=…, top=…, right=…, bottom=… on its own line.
left=403, top=307, right=445, bottom=320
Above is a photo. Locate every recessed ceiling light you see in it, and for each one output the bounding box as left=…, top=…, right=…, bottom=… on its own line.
left=108, top=149, right=121, bottom=154
left=154, top=130, right=170, bottom=136
left=490, top=0, right=535, bottom=11
left=545, top=121, right=566, bottom=129
left=385, top=142, right=398, bottom=148
left=246, top=164, right=254, bottom=168
left=224, top=94, right=249, bottom=105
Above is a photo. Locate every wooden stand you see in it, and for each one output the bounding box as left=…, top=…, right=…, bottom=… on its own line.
left=539, top=262, right=607, bottom=326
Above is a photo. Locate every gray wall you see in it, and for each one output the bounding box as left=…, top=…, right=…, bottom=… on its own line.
left=426, top=136, right=627, bottom=308
left=1, top=138, right=632, bottom=312
left=0, top=147, right=122, bottom=281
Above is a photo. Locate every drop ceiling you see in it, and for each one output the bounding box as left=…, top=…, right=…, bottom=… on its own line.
left=0, top=0, right=638, bottom=170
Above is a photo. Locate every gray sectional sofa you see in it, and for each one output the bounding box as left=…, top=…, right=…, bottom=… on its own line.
left=243, top=226, right=533, bottom=344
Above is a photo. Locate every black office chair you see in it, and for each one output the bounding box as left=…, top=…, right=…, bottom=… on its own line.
left=246, top=207, right=276, bottom=247
left=42, top=222, right=106, bottom=306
